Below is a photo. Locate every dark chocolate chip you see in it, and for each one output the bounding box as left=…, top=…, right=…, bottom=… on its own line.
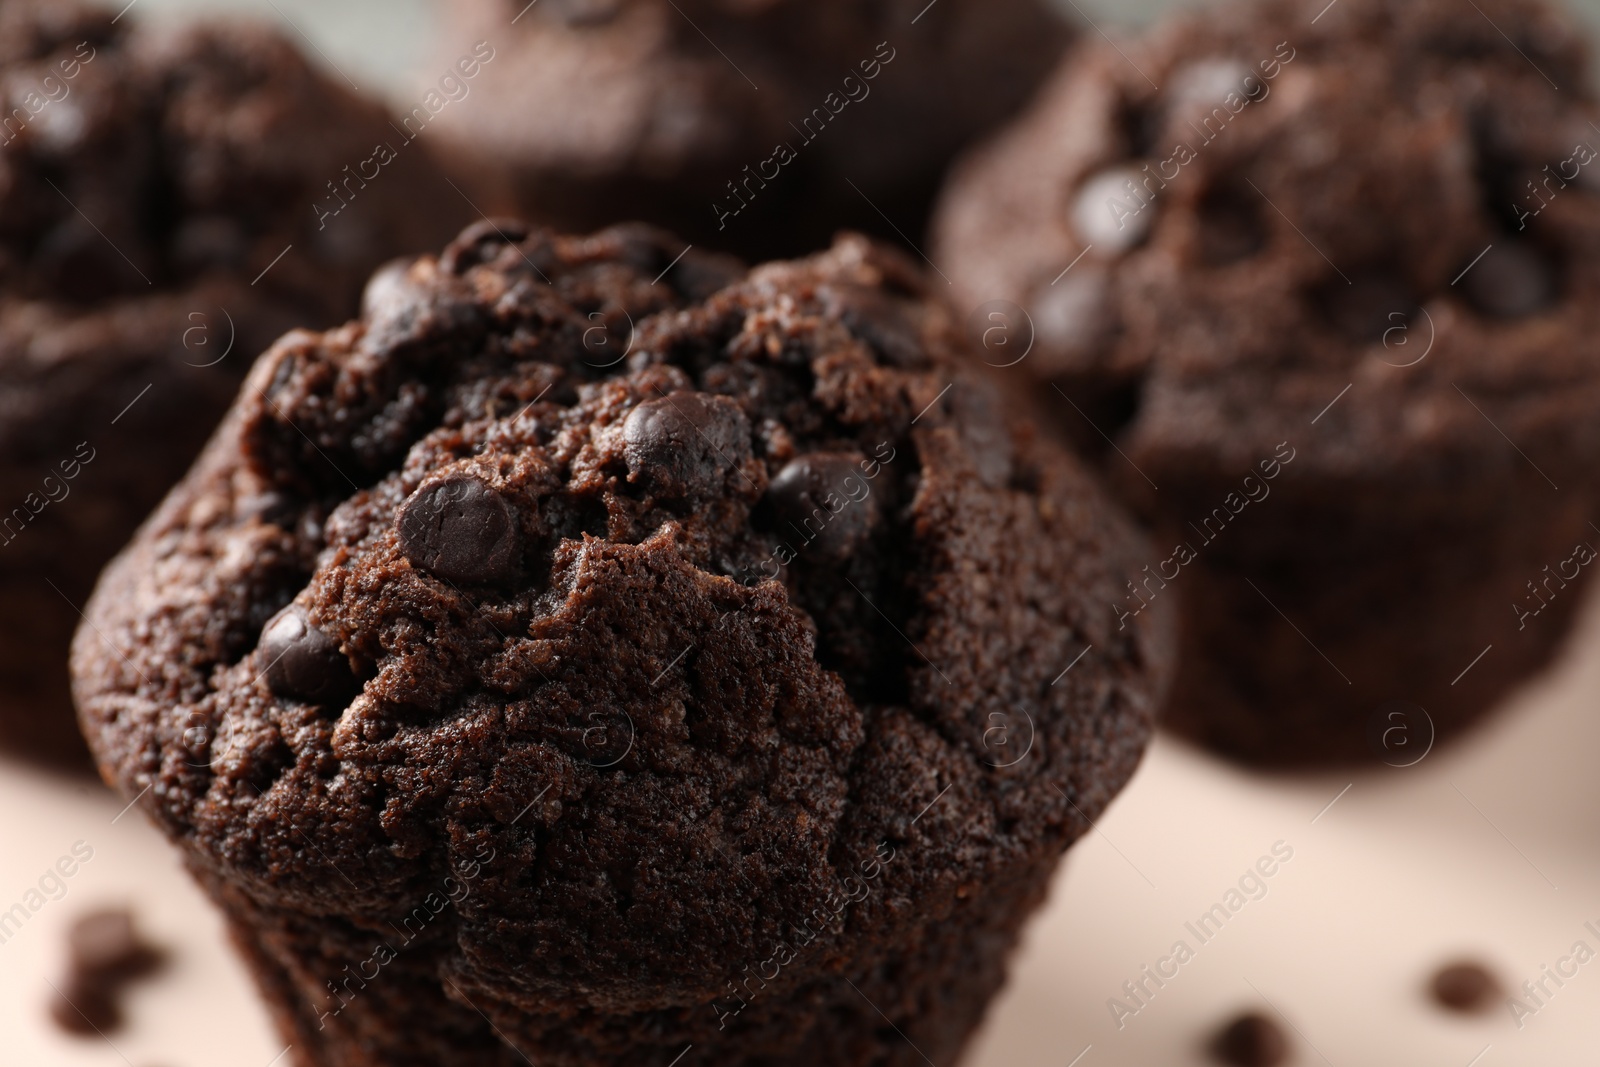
left=822, top=285, right=928, bottom=368
left=1210, top=1011, right=1289, bottom=1067
left=49, top=979, right=120, bottom=1036
left=1319, top=273, right=1414, bottom=343
left=767, top=453, right=879, bottom=561
left=68, top=909, right=163, bottom=982
left=51, top=908, right=165, bottom=1038
left=396, top=475, right=522, bottom=585
left=259, top=605, right=357, bottom=705
left=623, top=392, right=751, bottom=499
left=1462, top=242, right=1555, bottom=318
left=1431, top=960, right=1502, bottom=1013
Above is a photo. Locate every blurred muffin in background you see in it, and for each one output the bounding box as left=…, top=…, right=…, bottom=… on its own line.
left=932, top=0, right=1600, bottom=765
left=0, top=0, right=468, bottom=768
left=436, top=0, right=1075, bottom=259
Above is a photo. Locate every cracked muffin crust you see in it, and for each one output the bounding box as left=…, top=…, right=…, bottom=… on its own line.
left=932, top=0, right=1600, bottom=765
left=443, top=0, right=1075, bottom=259
left=73, top=221, right=1172, bottom=1066
left=0, top=0, right=466, bottom=766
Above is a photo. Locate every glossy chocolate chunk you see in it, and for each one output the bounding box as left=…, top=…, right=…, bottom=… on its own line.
left=259, top=605, right=356, bottom=705
left=396, top=475, right=522, bottom=586
left=767, top=453, right=879, bottom=561
left=623, top=392, right=751, bottom=499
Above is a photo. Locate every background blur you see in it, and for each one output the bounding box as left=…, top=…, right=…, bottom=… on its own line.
left=6, top=1, right=1600, bottom=1066
left=119, top=0, right=1600, bottom=99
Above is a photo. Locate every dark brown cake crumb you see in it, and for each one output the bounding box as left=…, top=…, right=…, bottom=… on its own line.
left=1431, top=960, right=1502, bottom=1014
left=1210, top=1011, right=1290, bottom=1067
left=49, top=907, right=165, bottom=1037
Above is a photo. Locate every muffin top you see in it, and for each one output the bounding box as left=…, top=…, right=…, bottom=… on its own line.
left=934, top=0, right=1600, bottom=487
left=73, top=221, right=1170, bottom=1013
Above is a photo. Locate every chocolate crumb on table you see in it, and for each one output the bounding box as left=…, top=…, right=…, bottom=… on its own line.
left=1430, top=959, right=1503, bottom=1014
left=49, top=907, right=166, bottom=1037
left=1210, top=1010, right=1290, bottom=1067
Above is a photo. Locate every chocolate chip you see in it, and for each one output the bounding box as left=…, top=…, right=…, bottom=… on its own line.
left=68, top=909, right=162, bottom=983
left=49, top=979, right=120, bottom=1035
left=1030, top=268, right=1116, bottom=367
left=623, top=392, right=751, bottom=499
left=1169, top=57, right=1254, bottom=112
left=1462, top=242, right=1555, bottom=318
left=397, top=475, right=522, bottom=585
left=1319, top=273, right=1414, bottom=343
left=767, top=453, right=878, bottom=561
left=259, top=605, right=357, bottom=705
left=1431, top=960, right=1502, bottom=1013
left=50, top=908, right=165, bottom=1038
left=1072, top=166, right=1157, bottom=254
left=1210, top=1011, right=1289, bottom=1067
left=822, top=285, right=928, bottom=368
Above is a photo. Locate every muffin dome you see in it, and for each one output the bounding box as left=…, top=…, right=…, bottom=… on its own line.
left=74, top=221, right=1171, bottom=1065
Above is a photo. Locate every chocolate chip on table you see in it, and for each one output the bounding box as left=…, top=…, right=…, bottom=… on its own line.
left=68, top=908, right=163, bottom=983
left=49, top=907, right=165, bottom=1038
left=1462, top=242, right=1555, bottom=318
left=259, top=605, right=357, bottom=705
left=1210, top=1011, right=1290, bottom=1067
left=623, top=392, right=751, bottom=499
left=49, top=980, right=120, bottom=1036
left=1430, top=959, right=1502, bottom=1013
left=396, top=475, right=522, bottom=585
left=766, top=453, right=879, bottom=561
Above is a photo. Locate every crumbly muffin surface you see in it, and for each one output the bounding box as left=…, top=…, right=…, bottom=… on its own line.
left=75, top=223, right=1171, bottom=1061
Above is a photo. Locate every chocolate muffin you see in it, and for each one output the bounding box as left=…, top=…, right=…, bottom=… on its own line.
left=0, top=1, right=467, bottom=767
left=72, top=221, right=1172, bottom=1066
left=440, top=0, right=1074, bottom=259
left=932, top=0, right=1600, bottom=765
